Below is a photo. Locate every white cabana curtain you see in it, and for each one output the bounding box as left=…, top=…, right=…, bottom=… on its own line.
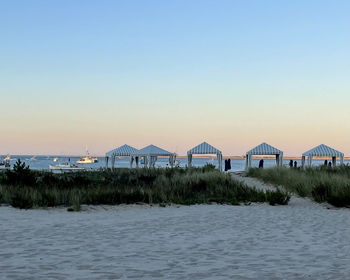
left=275, top=153, right=284, bottom=166
left=187, top=153, right=193, bottom=167
left=150, top=156, right=157, bottom=167
left=111, top=156, right=116, bottom=169
left=169, top=155, right=175, bottom=167
left=129, top=156, right=135, bottom=168
left=217, top=152, right=222, bottom=171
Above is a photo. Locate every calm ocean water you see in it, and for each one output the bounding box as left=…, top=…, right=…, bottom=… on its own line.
left=2, top=155, right=349, bottom=172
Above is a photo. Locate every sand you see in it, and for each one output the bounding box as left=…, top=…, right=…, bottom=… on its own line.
left=1, top=200, right=350, bottom=280
left=231, top=172, right=278, bottom=192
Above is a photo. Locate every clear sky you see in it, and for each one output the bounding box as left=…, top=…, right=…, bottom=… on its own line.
left=1, top=0, right=349, bottom=156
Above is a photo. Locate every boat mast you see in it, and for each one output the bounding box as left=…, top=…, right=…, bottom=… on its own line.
left=86, top=144, right=89, bottom=157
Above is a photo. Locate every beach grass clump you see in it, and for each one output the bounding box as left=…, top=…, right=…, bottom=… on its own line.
left=0, top=163, right=290, bottom=209
left=247, top=166, right=350, bottom=207
left=265, top=188, right=291, bottom=206
left=8, top=188, right=34, bottom=209
left=68, top=192, right=82, bottom=211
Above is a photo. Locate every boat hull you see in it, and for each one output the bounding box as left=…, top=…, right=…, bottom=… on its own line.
left=49, top=165, right=85, bottom=172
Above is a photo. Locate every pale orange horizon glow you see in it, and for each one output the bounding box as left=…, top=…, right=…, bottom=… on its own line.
left=1, top=93, right=349, bottom=156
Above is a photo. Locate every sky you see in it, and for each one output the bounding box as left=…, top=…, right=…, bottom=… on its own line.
left=0, top=0, right=349, bottom=156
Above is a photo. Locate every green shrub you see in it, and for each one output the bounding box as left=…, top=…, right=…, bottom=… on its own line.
left=2, top=159, right=36, bottom=186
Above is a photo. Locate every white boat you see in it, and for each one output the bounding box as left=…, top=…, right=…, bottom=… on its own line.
left=0, top=156, right=11, bottom=170
left=27, top=155, right=37, bottom=161
left=53, top=157, right=59, bottom=162
left=49, top=162, right=85, bottom=171
left=77, top=147, right=98, bottom=164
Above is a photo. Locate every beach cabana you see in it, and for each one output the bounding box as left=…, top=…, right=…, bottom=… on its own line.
left=187, top=142, right=223, bottom=171
left=301, top=144, right=344, bottom=167
left=105, top=144, right=139, bottom=168
left=245, top=142, right=283, bottom=170
left=132, top=144, right=174, bottom=168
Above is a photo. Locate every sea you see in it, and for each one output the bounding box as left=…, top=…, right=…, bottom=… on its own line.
left=2, top=155, right=349, bottom=172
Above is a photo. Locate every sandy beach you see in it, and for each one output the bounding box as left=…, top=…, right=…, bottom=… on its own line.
left=1, top=200, right=349, bottom=280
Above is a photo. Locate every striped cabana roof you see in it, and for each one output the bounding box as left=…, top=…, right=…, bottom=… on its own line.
left=246, top=142, right=282, bottom=155
left=187, top=142, right=221, bottom=155
left=106, top=144, right=139, bottom=157
left=302, top=144, right=344, bottom=157
left=132, top=144, right=172, bottom=156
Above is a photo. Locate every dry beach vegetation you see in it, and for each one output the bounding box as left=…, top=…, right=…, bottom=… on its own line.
left=247, top=165, right=350, bottom=207
left=0, top=160, right=290, bottom=210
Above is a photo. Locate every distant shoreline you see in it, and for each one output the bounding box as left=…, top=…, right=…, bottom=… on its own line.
left=2, top=154, right=350, bottom=160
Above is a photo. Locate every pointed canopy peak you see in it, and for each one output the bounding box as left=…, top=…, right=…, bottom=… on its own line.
left=106, top=144, right=139, bottom=157
left=302, top=144, right=344, bottom=157
left=246, top=142, right=282, bottom=155
left=133, top=144, right=172, bottom=156
left=187, top=141, right=222, bottom=155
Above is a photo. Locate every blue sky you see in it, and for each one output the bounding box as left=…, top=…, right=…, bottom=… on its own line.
left=0, top=0, right=349, bottom=155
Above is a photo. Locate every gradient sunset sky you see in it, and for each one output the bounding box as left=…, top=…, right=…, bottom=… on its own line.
left=1, top=0, right=349, bottom=156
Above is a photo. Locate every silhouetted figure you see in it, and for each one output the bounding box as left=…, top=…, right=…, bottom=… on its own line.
left=324, top=160, right=328, bottom=166
left=224, top=159, right=228, bottom=171
left=289, top=160, right=293, bottom=168
left=294, top=161, right=297, bottom=168
left=328, top=162, right=332, bottom=168
left=259, top=159, right=264, bottom=168
left=228, top=159, right=231, bottom=170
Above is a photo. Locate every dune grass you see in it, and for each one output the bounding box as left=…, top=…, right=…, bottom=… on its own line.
left=247, top=166, right=350, bottom=207
left=0, top=160, right=290, bottom=210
